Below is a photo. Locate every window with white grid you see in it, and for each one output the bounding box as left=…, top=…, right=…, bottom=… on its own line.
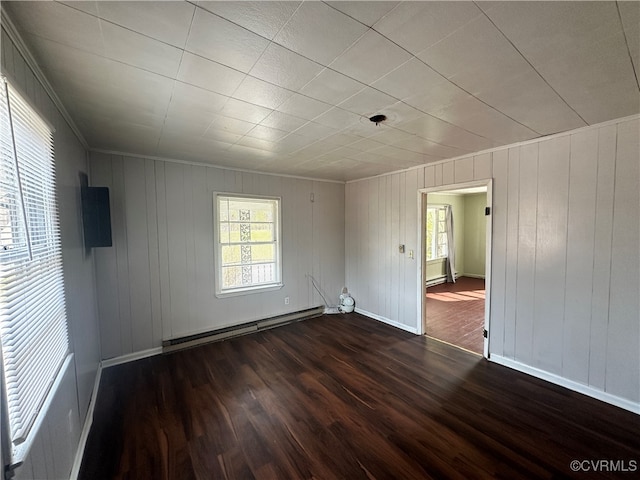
left=214, top=194, right=282, bottom=296
left=0, top=78, right=70, bottom=466
left=426, top=206, right=448, bottom=261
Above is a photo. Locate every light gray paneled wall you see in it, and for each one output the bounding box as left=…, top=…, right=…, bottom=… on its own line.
left=1, top=27, right=101, bottom=479
left=345, top=116, right=639, bottom=405
left=346, top=164, right=425, bottom=332
left=463, top=193, right=487, bottom=277
left=89, top=153, right=345, bottom=357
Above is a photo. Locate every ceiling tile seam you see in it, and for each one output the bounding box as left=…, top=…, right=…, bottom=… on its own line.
left=55, top=0, right=305, bottom=102
left=172, top=47, right=351, bottom=145
left=267, top=44, right=510, bottom=147
left=297, top=52, right=500, bottom=147
left=94, top=5, right=107, bottom=59
left=56, top=0, right=309, bottom=105
left=242, top=61, right=494, bottom=153
left=377, top=120, right=473, bottom=153
left=0, top=11, right=88, bottom=149
left=200, top=115, right=242, bottom=149
left=374, top=96, right=497, bottom=148
left=280, top=106, right=360, bottom=138
left=208, top=116, right=264, bottom=151
left=181, top=12, right=251, bottom=145
left=208, top=0, right=292, bottom=112
left=260, top=71, right=494, bottom=153
left=54, top=0, right=504, bottom=153
left=273, top=113, right=464, bottom=165
left=56, top=0, right=190, bottom=52
left=365, top=23, right=543, bottom=138
left=20, top=29, right=184, bottom=89
left=90, top=147, right=345, bottom=184
left=347, top=113, right=640, bottom=185
left=280, top=132, right=356, bottom=161
left=181, top=3, right=255, bottom=152
left=473, top=1, right=589, bottom=127
left=277, top=129, right=439, bottom=167
left=309, top=70, right=494, bottom=149
left=334, top=75, right=500, bottom=146
left=192, top=0, right=299, bottom=44
left=615, top=0, right=640, bottom=92
left=189, top=0, right=305, bottom=91
left=155, top=5, right=199, bottom=155
left=412, top=5, right=485, bottom=55
left=174, top=6, right=380, bottom=123
left=352, top=151, right=444, bottom=170
left=321, top=0, right=398, bottom=31
left=266, top=0, right=304, bottom=41
left=37, top=0, right=580, bottom=172
left=289, top=10, right=374, bottom=94
left=208, top=1, right=308, bottom=149
left=226, top=97, right=367, bottom=152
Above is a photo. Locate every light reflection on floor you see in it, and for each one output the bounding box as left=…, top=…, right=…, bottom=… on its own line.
left=425, top=290, right=486, bottom=302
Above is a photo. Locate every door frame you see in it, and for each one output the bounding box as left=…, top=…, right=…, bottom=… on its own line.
left=416, top=179, right=493, bottom=358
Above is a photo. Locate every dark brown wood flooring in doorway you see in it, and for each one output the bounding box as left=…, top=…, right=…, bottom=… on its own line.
left=79, top=313, right=639, bottom=480
left=426, top=276, right=485, bottom=354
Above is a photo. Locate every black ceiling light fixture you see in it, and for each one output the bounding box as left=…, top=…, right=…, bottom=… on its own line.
left=369, top=114, right=387, bottom=126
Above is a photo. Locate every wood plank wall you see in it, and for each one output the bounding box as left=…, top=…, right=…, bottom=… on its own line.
left=1, top=26, right=101, bottom=480
left=345, top=116, right=639, bottom=405
left=89, top=153, right=345, bottom=360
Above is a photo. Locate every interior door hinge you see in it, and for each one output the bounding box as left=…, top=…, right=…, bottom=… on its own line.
left=485, top=207, right=491, bottom=216
left=483, top=329, right=488, bottom=338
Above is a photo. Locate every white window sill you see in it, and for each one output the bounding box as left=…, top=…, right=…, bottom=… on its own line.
left=426, top=258, right=447, bottom=265
left=8, top=353, right=74, bottom=470
left=215, top=283, right=283, bottom=299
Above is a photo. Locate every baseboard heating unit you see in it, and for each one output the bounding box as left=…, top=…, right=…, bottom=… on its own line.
left=162, top=306, right=324, bottom=353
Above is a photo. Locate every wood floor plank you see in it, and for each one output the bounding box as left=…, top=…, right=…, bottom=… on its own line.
left=426, top=277, right=485, bottom=354
left=80, top=314, right=640, bottom=479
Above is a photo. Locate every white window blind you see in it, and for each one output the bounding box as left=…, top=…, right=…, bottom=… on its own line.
left=215, top=194, right=282, bottom=296
left=0, top=78, right=70, bottom=462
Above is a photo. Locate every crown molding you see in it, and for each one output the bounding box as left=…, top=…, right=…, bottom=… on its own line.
left=346, top=113, right=640, bottom=184
left=90, top=148, right=346, bottom=184
left=1, top=8, right=89, bottom=149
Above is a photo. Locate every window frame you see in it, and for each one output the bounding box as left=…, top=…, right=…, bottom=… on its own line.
left=213, top=192, right=283, bottom=298
left=0, top=76, right=71, bottom=468
left=426, top=205, right=448, bottom=262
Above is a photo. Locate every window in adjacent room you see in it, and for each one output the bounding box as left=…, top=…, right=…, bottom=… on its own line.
left=426, top=205, right=448, bottom=261
left=0, top=77, right=70, bottom=467
left=214, top=194, right=282, bottom=296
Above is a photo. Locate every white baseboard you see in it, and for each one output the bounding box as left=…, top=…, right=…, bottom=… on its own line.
left=426, top=276, right=447, bottom=287
left=426, top=273, right=467, bottom=287
left=70, top=347, right=163, bottom=478
left=462, top=273, right=485, bottom=279
left=69, top=363, right=102, bottom=480
left=490, top=355, right=640, bottom=415
left=355, top=308, right=418, bottom=334
left=101, top=347, right=162, bottom=369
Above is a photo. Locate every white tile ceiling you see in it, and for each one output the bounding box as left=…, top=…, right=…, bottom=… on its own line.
left=3, top=0, right=639, bottom=182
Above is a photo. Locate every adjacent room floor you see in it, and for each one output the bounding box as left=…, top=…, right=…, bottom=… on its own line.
left=425, top=276, right=485, bottom=354
left=80, top=313, right=639, bottom=479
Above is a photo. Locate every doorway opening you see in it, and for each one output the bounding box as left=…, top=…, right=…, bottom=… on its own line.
left=418, top=181, right=492, bottom=357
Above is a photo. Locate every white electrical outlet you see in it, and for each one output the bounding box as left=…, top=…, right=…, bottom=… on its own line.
left=284, top=296, right=290, bottom=305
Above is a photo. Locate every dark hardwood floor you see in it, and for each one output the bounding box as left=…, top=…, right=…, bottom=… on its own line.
left=80, top=313, right=639, bottom=480
left=426, top=276, right=485, bottom=354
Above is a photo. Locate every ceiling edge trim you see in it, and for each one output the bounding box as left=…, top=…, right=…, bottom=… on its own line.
left=1, top=8, right=89, bottom=150
left=89, top=148, right=346, bottom=185
left=346, top=113, right=640, bottom=184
